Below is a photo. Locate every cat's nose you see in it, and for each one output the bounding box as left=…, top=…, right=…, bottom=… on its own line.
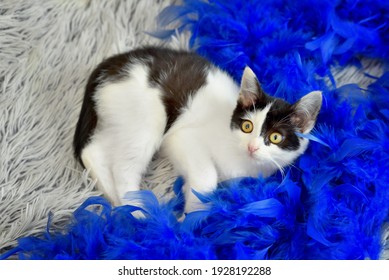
left=248, top=144, right=259, bottom=154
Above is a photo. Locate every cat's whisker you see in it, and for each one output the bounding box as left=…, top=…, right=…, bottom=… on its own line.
left=287, top=162, right=297, bottom=171
left=265, top=155, right=286, bottom=178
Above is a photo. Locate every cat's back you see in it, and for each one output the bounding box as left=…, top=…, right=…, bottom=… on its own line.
left=90, top=47, right=211, bottom=87
left=73, top=47, right=217, bottom=162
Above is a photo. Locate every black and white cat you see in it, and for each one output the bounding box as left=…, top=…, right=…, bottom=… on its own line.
left=73, top=47, right=322, bottom=215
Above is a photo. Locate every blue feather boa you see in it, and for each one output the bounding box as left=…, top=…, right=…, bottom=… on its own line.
left=3, top=0, right=388, bottom=260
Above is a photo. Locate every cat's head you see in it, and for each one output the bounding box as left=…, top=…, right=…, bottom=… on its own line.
left=231, top=67, right=322, bottom=177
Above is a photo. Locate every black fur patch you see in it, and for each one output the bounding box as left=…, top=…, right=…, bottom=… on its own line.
left=261, top=99, right=300, bottom=150
left=145, top=48, right=211, bottom=130
left=230, top=95, right=301, bottom=151
left=230, top=92, right=273, bottom=130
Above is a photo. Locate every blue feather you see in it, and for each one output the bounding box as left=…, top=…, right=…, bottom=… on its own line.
left=3, top=0, right=389, bottom=260
left=239, top=198, right=284, bottom=219
left=295, top=132, right=331, bottom=148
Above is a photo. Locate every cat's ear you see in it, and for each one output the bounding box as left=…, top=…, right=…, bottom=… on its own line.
left=238, top=66, right=265, bottom=108
left=291, top=91, right=322, bottom=133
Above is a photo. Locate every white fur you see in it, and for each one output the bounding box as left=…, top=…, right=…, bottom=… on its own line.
left=162, top=68, right=241, bottom=212
left=83, top=64, right=167, bottom=205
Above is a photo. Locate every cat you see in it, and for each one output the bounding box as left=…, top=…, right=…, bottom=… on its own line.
left=73, top=46, right=322, bottom=215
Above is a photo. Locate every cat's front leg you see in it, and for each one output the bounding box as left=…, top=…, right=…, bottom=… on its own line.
left=182, top=169, right=218, bottom=215
left=164, top=130, right=219, bottom=219
left=176, top=171, right=217, bottom=222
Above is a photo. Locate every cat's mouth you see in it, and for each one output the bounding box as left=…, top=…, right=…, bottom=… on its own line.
left=248, top=150, right=260, bottom=160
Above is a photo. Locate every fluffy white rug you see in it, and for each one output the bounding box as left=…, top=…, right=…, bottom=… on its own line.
left=0, top=0, right=387, bottom=258
left=0, top=0, right=183, bottom=253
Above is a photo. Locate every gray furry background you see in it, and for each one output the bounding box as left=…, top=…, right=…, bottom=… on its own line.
left=0, top=0, right=387, bottom=258
left=0, top=0, right=180, bottom=254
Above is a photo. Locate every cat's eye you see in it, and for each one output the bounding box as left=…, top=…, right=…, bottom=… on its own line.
left=269, top=132, right=284, bottom=144
left=241, top=120, right=253, bottom=133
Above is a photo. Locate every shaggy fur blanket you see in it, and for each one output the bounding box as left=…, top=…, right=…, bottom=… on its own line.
left=1, top=0, right=388, bottom=260
left=0, top=0, right=179, bottom=255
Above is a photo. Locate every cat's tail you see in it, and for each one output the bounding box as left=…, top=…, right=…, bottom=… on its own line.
left=73, top=70, right=100, bottom=167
